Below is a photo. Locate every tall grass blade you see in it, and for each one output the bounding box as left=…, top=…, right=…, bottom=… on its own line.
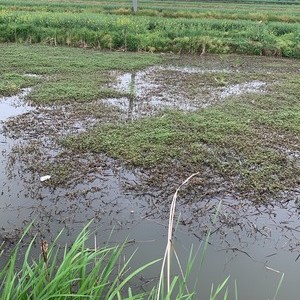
left=273, top=273, right=285, bottom=300
left=157, top=172, right=199, bottom=299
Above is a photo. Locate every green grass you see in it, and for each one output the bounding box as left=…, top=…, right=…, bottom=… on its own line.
left=1, top=43, right=299, bottom=200
left=0, top=0, right=300, bottom=56
left=0, top=72, right=40, bottom=95
left=63, top=73, right=300, bottom=200
left=0, top=222, right=231, bottom=299
left=1, top=0, right=300, bottom=18
left=0, top=44, right=161, bottom=103
left=0, top=223, right=157, bottom=299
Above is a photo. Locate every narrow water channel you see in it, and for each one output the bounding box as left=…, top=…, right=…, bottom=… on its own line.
left=0, top=82, right=299, bottom=299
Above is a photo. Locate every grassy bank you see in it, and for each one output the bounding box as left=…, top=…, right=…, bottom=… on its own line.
left=0, top=0, right=300, bottom=56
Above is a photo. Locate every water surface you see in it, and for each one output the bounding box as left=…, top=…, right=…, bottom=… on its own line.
left=0, top=76, right=299, bottom=299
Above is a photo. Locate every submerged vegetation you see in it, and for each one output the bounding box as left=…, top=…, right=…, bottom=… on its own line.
left=0, top=0, right=300, bottom=56
left=1, top=43, right=300, bottom=200
left=64, top=85, right=300, bottom=199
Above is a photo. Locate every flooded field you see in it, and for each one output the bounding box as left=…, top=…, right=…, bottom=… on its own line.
left=1, top=52, right=300, bottom=299
left=104, top=66, right=268, bottom=119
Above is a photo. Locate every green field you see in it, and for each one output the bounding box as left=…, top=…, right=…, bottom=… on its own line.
left=0, top=0, right=300, bottom=56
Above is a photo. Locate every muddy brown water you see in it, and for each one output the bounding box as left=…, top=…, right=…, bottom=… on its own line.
left=0, top=65, right=300, bottom=299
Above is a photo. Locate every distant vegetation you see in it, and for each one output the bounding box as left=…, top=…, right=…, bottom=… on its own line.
left=0, top=0, right=300, bottom=57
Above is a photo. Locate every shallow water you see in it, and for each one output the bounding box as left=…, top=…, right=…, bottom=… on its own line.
left=0, top=88, right=33, bottom=121
left=0, top=82, right=300, bottom=299
left=219, top=80, right=266, bottom=98
left=105, top=66, right=268, bottom=119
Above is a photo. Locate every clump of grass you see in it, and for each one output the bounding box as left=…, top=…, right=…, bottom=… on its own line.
left=0, top=44, right=161, bottom=103
left=0, top=222, right=159, bottom=299
left=0, top=72, right=41, bottom=96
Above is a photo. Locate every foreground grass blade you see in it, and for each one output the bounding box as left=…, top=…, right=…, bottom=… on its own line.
left=273, top=273, right=285, bottom=300
left=0, top=223, right=157, bottom=300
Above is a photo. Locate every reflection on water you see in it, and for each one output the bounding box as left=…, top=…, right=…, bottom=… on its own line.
left=105, top=66, right=268, bottom=120
left=0, top=88, right=33, bottom=121
left=219, top=80, right=266, bottom=98
left=0, top=85, right=299, bottom=299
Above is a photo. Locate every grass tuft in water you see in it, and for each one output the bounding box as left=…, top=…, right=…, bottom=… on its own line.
left=0, top=222, right=160, bottom=299
left=62, top=67, right=300, bottom=200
